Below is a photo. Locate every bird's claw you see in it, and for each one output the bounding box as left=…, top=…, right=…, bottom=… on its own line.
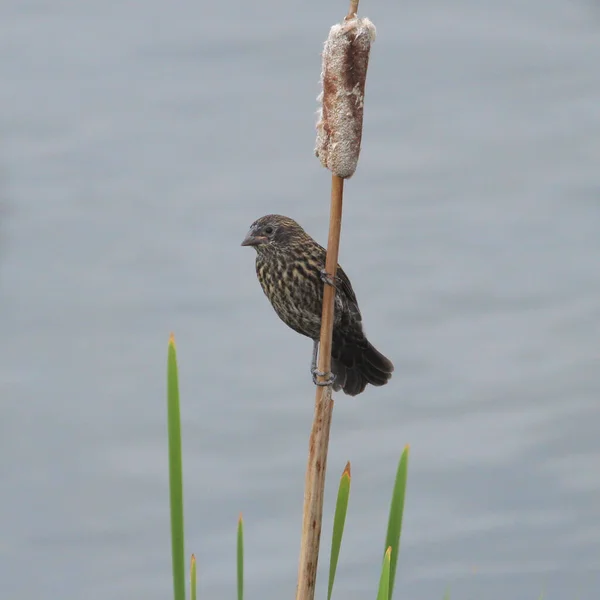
left=311, top=368, right=336, bottom=387
left=320, top=269, right=336, bottom=288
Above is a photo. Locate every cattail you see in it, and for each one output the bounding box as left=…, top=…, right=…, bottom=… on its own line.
left=297, top=6, right=376, bottom=600
left=315, top=17, right=376, bottom=178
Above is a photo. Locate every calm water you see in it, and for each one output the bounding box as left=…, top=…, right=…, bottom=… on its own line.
left=1, top=1, right=599, bottom=598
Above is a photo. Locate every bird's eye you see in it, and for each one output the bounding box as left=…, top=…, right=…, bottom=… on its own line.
left=264, top=226, right=274, bottom=235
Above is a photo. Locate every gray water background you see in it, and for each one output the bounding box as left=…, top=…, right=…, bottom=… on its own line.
left=1, top=0, right=600, bottom=598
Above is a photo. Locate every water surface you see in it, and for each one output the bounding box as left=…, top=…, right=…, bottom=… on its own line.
left=1, top=1, right=599, bottom=598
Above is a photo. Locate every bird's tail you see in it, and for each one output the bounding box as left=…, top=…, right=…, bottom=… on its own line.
left=331, top=333, right=394, bottom=396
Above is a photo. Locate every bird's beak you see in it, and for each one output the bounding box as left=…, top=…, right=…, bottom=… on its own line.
left=241, top=232, right=266, bottom=247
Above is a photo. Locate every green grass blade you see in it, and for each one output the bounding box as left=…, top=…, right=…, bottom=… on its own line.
left=237, top=514, right=244, bottom=600
left=167, top=334, right=186, bottom=600
left=443, top=586, right=450, bottom=600
left=328, top=462, right=352, bottom=600
left=190, top=555, right=197, bottom=600
left=384, top=445, right=410, bottom=600
left=376, top=547, right=392, bottom=600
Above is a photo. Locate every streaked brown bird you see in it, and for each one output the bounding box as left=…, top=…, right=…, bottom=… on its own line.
left=241, top=214, right=393, bottom=396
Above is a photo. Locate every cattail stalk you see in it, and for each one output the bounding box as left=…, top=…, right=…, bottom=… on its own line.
left=296, top=2, right=375, bottom=599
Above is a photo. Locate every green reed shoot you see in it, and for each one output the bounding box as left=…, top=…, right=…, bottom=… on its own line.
left=328, top=462, right=352, bottom=600
left=190, top=555, right=197, bottom=600
left=167, top=334, right=186, bottom=600
left=237, top=514, right=244, bottom=600
left=384, top=445, right=409, bottom=600
left=376, top=547, right=392, bottom=600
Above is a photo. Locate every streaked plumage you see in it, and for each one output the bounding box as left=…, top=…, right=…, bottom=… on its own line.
left=241, top=214, right=393, bottom=396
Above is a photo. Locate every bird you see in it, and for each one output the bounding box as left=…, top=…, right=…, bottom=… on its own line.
left=241, top=214, right=393, bottom=396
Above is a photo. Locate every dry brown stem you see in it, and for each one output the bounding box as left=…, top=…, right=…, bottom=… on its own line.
left=346, top=0, right=360, bottom=19
left=295, top=175, right=344, bottom=600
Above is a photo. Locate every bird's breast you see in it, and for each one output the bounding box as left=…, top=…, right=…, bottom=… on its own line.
left=255, top=253, right=325, bottom=338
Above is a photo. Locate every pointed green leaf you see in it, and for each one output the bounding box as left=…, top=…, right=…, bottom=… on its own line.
left=376, top=547, right=392, bottom=600
left=237, top=514, right=244, bottom=600
left=328, top=462, right=352, bottom=600
left=167, top=334, right=186, bottom=600
left=190, top=555, right=197, bottom=600
left=384, top=445, right=409, bottom=600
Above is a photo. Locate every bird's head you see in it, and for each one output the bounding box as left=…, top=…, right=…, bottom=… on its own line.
left=241, top=214, right=306, bottom=254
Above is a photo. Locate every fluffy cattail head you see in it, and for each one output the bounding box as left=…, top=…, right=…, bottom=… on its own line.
left=315, top=17, right=376, bottom=179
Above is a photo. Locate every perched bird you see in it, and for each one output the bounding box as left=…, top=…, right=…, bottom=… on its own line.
left=241, top=214, right=393, bottom=396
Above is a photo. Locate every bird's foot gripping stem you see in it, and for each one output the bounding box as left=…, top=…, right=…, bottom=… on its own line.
left=310, top=339, right=335, bottom=387
left=311, top=368, right=336, bottom=387
left=320, top=269, right=336, bottom=288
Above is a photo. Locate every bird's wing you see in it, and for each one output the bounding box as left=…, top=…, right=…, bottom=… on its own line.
left=336, top=264, right=361, bottom=319
left=312, top=240, right=361, bottom=320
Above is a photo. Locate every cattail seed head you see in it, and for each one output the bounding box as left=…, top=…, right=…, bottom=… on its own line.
left=315, top=17, right=376, bottom=179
